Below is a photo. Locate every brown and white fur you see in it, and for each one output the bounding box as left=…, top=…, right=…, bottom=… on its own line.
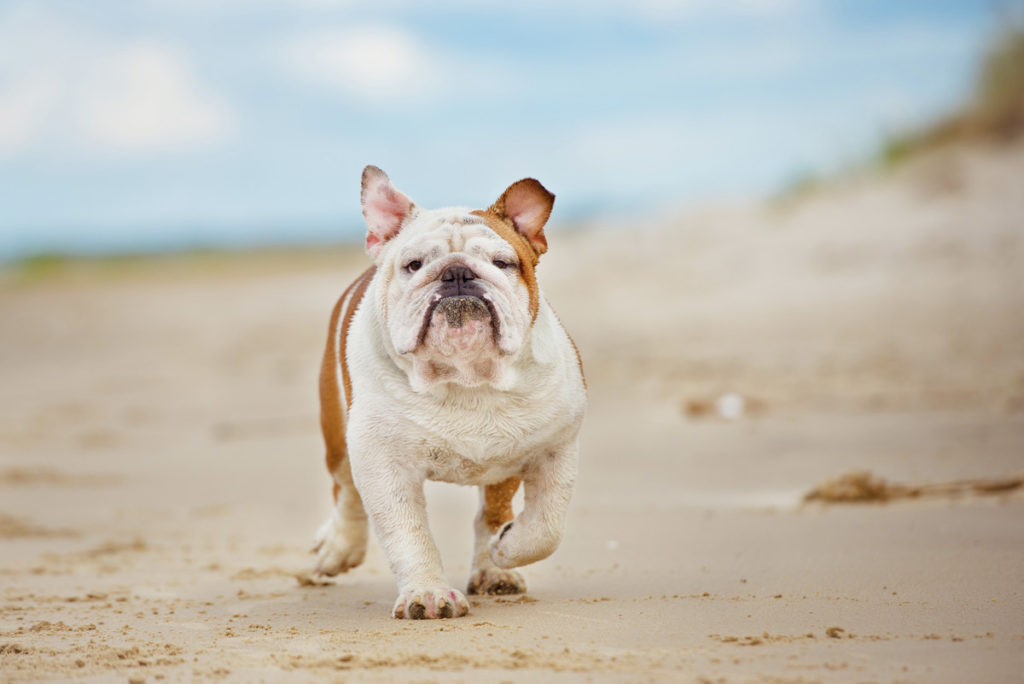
left=311, top=166, right=586, bottom=619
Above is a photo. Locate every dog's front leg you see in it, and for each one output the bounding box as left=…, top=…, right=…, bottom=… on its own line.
left=489, top=439, right=579, bottom=569
left=467, top=478, right=527, bottom=595
left=351, top=449, right=469, bottom=619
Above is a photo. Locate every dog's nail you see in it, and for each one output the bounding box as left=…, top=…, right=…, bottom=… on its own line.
left=408, top=603, right=426, bottom=620
left=498, top=522, right=513, bottom=541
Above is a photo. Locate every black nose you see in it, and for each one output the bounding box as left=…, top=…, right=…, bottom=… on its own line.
left=439, top=265, right=479, bottom=296
left=441, top=265, right=475, bottom=284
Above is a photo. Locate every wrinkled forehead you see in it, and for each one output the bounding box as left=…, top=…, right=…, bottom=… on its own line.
left=397, top=208, right=511, bottom=255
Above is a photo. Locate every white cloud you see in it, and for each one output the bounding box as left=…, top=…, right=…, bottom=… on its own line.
left=73, top=43, right=230, bottom=152
left=0, top=73, right=61, bottom=157
left=282, top=25, right=443, bottom=106
left=0, top=3, right=232, bottom=159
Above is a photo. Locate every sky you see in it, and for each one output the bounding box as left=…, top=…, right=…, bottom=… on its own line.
left=0, top=0, right=1005, bottom=258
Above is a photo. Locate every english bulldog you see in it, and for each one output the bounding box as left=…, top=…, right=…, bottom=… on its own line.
left=310, top=166, right=586, bottom=619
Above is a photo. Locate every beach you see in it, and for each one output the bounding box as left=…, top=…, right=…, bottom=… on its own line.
left=1, top=140, right=1023, bottom=682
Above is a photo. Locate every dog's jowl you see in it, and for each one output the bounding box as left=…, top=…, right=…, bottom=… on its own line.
left=311, top=166, right=586, bottom=619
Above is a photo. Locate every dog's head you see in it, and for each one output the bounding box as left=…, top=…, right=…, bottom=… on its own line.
left=359, top=166, right=554, bottom=389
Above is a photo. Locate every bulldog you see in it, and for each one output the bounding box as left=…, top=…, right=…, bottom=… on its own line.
left=310, top=166, right=586, bottom=619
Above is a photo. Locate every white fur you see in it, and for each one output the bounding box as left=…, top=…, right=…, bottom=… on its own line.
left=341, top=207, right=586, bottom=619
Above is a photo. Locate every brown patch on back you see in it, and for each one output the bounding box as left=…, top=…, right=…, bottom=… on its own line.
left=339, top=267, right=376, bottom=410
left=471, top=210, right=541, bottom=321
left=482, top=477, right=520, bottom=533
left=320, top=266, right=376, bottom=482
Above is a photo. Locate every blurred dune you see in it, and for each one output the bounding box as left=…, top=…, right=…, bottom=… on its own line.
left=882, top=18, right=1024, bottom=162
left=545, top=138, right=1024, bottom=417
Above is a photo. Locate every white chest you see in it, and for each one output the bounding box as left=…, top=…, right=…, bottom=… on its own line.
left=412, top=396, right=558, bottom=485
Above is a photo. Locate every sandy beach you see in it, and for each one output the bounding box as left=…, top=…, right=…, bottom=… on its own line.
left=1, top=141, right=1023, bottom=682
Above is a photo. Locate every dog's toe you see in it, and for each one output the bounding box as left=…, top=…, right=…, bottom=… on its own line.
left=392, top=585, right=469, bottom=619
left=466, top=567, right=527, bottom=595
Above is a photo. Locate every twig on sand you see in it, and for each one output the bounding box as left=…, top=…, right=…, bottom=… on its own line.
left=803, top=470, right=1024, bottom=504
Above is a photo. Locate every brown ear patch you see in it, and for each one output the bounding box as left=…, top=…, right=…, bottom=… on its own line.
left=486, top=178, right=554, bottom=257
left=470, top=209, right=541, bottom=321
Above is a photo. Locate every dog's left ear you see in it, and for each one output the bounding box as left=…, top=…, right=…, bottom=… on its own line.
left=361, top=165, right=416, bottom=260
left=488, top=179, right=555, bottom=257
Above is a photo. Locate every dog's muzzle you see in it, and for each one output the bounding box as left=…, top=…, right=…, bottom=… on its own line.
left=415, top=265, right=501, bottom=348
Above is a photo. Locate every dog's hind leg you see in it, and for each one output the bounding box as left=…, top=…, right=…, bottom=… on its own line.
left=467, top=477, right=527, bottom=595
left=312, top=445, right=368, bottom=576
left=311, top=289, right=369, bottom=576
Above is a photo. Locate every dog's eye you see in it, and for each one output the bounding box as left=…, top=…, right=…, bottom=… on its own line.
left=492, top=259, right=512, bottom=270
left=405, top=260, right=423, bottom=273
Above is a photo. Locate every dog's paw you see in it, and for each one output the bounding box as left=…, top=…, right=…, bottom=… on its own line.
left=310, top=516, right=366, bottom=577
left=489, top=521, right=558, bottom=569
left=392, top=585, right=469, bottom=619
left=466, top=566, right=527, bottom=595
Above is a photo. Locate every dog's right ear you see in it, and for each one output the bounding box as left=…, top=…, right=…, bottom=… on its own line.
left=485, top=178, right=554, bottom=259
left=361, top=166, right=416, bottom=260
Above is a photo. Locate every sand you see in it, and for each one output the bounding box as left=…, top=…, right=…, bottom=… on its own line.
left=1, top=141, right=1023, bottom=682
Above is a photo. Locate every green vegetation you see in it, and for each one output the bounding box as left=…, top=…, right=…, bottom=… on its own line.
left=771, top=169, right=828, bottom=207
left=14, top=252, right=73, bottom=277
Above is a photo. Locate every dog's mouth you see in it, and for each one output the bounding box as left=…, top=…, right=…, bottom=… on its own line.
left=416, top=295, right=501, bottom=349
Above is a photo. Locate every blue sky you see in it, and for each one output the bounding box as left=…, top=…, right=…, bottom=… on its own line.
left=0, top=0, right=1003, bottom=258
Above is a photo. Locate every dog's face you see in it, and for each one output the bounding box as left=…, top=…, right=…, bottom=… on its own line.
left=359, top=166, right=554, bottom=388
left=385, top=213, right=531, bottom=358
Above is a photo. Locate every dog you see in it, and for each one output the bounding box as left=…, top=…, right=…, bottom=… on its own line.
left=311, top=166, right=586, bottom=619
